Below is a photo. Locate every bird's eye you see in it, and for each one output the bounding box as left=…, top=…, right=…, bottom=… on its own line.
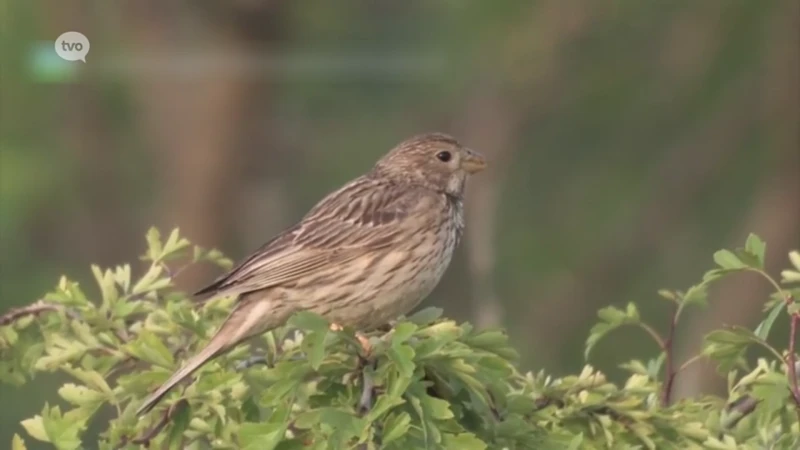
left=436, top=151, right=452, bottom=162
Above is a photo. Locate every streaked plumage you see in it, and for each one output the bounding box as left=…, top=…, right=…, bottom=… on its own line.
left=137, top=132, right=486, bottom=415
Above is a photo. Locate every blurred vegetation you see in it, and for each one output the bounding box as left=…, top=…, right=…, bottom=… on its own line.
left=2, top=230, right=800, bottom=449
left=1, top=0, right=798, bottom=447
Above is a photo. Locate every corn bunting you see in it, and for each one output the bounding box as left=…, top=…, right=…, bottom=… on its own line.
left=137, top=132, right=486, bottom=415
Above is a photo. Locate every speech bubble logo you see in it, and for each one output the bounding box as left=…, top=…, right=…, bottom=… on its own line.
left=55, top=31, right=90, bottom=63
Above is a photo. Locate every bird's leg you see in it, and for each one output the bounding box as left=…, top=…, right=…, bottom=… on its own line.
left=355, top=333, right=371, bottom=355
left=357, top=358, right=378, bottom=415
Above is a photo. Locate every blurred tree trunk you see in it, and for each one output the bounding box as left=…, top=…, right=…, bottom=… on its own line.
left=42, top=6, right=139, bottom=267
left=454, top=81, right=512, bottom=329
left=452, top=0, right=589, bottom=329
left=673, top=0, right=800, bottom=398
left=122, top=2, right=287, bottom=290
left=523, top=0, right=768, bottom=365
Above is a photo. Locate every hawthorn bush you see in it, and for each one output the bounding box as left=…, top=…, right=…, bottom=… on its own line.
left=1, top=229, right=799, bottom=449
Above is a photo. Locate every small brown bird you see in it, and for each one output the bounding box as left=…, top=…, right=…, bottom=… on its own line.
left=137, top=133, right=486, bottom=415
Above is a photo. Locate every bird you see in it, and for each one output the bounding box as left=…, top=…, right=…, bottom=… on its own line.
left=136, top=132, right=487, bottom=415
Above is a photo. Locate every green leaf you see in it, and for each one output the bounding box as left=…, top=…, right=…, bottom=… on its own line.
left=751, top=372, right=790, bottom=414
left=442, top=433, right=487, bottom=450
left=381, top=412, right=411, bottom=444
left=754, top=300, right=784, bottom=340
left=260, top=373, right=304, bottom=406
left=790, top=250, right=800, bottom=271
left=366, top=393, right=406, bottom=422
left=681, top=284, right=708, bottom=309
left=131, top=264, right=165, bottom=295
left=566, top=433, right=584, bottom=450
left=20, top=416, right=48, bottom=443
left=302, top=329, right=329, bottom=371
left=585, top=303, right=641, bottom=359
left=713, top=250, right=746, bottom=270
left=702, top=268, right=740, bottom=283
left=241, top=396, right=262, bottom=422
left=626, top=302, right=640, bottom=320
left=165, top=401, right=191, bottom=449
left=113, top=264, right=131, bottom=293
left=194, top=247, right=234, bottom=270
left=782, top=269, right=800, bottom=283
left=238, top=421, right=287, bottom=450
left=703, top=327, right=776, bottom=373
left=744, top=234, right=766, bottom=267
left=407, top=394, right=439, bottom=446
left=406, top=307, right=443, bottom=326
left=597, top=305, right=627, bottom=323
left=62, top=368, right=112, bottom=395
left=145, top=227, right=163, bottom=261
left=288, top=311, right=331, bottom=334
left=22, top=405, right=84, bottom=450
left=425, top=396, right=454, bottom=420
left=11, top=434, right=26, bottom=450
left=782, top=252, right=800, bottom=283
left=387, top=344, right=415, bottom=379
left=57, top=384, right=105, bottom=406
left=391, top=322, right=417, bottom=344
left=163, top=228, right=191, bottom=257
left=91, top=265, right=118, bottom=306
left=657, top=289, right=678, bottom=303
left=122, top=331, right=175, bottom=368
left=620, top=360, right=648, bottom=375
left=319, top=408, right=364, bottom=439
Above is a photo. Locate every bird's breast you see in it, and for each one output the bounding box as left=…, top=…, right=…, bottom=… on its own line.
left=299, top=195, right=464, bottom=330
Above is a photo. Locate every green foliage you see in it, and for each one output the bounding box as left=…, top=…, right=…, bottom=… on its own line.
left=2, top=229, right=799, bottom=449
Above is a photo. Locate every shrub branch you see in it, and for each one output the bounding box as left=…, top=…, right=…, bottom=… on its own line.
left=661, top=306, right=679, bottom=407
left=786, top=294, right=800, bottom=416
left=0, top=299, right=81, bottom=326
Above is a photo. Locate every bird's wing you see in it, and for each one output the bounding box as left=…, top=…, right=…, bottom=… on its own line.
left=194, top=177, right=429, bottom=299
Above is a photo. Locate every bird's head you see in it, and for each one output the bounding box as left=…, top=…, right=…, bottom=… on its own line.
left=373, top=132, right=487, bottom=196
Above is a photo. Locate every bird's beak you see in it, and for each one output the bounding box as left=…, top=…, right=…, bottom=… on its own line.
left=461, top=148, right=487, bottom=174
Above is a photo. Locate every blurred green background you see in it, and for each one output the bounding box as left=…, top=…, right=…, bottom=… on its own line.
left=1, top=0, right=798, bottom=446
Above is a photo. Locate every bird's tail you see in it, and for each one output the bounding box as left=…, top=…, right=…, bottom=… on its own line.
left=136, top=295, right=276, bottom=415
left=135, top=335, right=227, bottom=416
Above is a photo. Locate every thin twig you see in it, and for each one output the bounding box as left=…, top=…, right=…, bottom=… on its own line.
left=786, top=298, right=800, bottom=406
left=778, top=291, right=800, bottom=426
left=677, top=353, right=705, bottom=373
left=0, top=300, right=81, bottom=326
left=130, top=399, right=188, bottom=446
left=660, top=306, right=679, bottom=407
left=357, top=358, right=378, bottom=416
left=638, top=323, right=666, bottom=349
left=788, top=314, right=800, bottom=403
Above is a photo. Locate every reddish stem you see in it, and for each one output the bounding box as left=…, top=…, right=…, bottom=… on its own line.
left=787, top=310, right=800, bottom=407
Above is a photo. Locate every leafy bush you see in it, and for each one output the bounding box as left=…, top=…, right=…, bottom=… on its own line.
left=1, top=229, right=799, bottom=449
